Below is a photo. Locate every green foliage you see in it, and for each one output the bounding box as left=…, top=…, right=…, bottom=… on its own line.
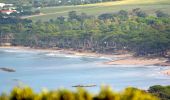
left=32, top=0, right=120, bottom=7
left=0, top=0, right=121, bottom=7
left=10, top=87, right=35, bottom=100
left=132, top=8, right=148, bottom=17
left=148, top=85, right=170, bottom=100
left=0, top=86, right=159, bottom=100
left=156, top=10, right=169, bottom=18
left=0, top=9, right=170, bottom=56
left=94, top=86, right=120, bottom=100
left=121, top=87, right=159, bottom=100
left=98, top=13, right=113, bottom=20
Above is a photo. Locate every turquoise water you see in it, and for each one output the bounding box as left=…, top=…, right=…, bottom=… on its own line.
left=0, top=48, right=170, bottom=93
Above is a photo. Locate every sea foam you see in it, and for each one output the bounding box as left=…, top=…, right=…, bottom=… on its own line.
left=45, top=53, right=82, bottom=58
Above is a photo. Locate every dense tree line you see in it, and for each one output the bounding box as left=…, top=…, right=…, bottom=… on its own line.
left=0, top=0, right=120, bottom=7
left=0, top=8, right=170, bottom=56
left=33, top=0, right=120, bottom=7
left=0, top=0, right=32, bottom=5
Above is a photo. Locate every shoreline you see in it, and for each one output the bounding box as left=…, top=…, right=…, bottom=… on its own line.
left=0, top=46, right=114, bottom=58
left=0, top=46, right=170, bottom=76
left=161, top=70, right=170, bottom=76
left=103, top=56, right=170, bottom=66
left=0, top=46, right=170, bottom=66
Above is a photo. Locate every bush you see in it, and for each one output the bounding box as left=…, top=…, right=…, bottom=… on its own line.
left=0, top=86, right=159, bottom=100
left=156, top=11, right=169, bottom=18
left=148, top=85, right=170, bottom=100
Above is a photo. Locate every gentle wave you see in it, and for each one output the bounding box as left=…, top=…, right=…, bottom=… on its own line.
left=100, top=64, right=161, bottom=68
left=99, top=56, right=113, bottom=60
left=0, top=48, right=36, bottom=53
left=0, top=48, right=53, bottom=54
left=0, top=48, right=112, bottom=60
left=45, top=53, right=112, bottom=60
left=45, top=53, right=82, bottom=58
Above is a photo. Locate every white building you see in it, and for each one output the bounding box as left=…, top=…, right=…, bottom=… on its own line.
left=0, top=3, right=16, bottom=14
left=0, top=3, right=6, bottom=8
left=5, top=4, right=13, bottom=6
left=0, top=3, right=13, bottom=8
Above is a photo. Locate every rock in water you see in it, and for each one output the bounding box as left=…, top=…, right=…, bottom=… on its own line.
left=0, top=67, right=16, bottom=72
left=72, top=84, right=96, bottom=87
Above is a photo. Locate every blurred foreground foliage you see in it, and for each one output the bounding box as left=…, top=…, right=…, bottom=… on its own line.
left=148, top=85, right=170, bottom=100
left=0, top=86, right=160, bottom=100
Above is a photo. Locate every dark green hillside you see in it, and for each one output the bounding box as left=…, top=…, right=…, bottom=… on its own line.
left=1, top=9, right=170, bottom=56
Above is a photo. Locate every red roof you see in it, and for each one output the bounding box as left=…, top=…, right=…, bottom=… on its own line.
left=0, top=10, right=16, bottom=13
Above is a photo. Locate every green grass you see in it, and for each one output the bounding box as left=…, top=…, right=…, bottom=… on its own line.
left=28, top=0, right=170, bottom=21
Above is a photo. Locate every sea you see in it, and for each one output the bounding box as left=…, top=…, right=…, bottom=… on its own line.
left=0, top=47, right=170, bottom=93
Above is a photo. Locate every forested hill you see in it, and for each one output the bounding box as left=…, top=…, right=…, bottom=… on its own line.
left=0, top=8, right=170, bottom=56
left=27, top=0, right=170, bottom=21
left=1, top=0, right=170, bottom=7
left=0, top=0, right=170, bottom=57
left=0, top=0, right=120, bottom=6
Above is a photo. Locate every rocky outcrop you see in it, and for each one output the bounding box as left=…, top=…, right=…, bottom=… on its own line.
left=0, top=67, right=16, bottom=72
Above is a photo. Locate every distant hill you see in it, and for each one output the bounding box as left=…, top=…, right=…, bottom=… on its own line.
left=0, top=0, right=32, bottom=4
left=27, top=0, right=170, bottom=21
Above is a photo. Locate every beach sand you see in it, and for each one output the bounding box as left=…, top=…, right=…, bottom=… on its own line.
left=0, top=46, right=113, bottom=58
left=1, top=46, right=170, bottom=67
left=161, top=70, right=170, bottom=76
left=1, top=46, right=170, bottom=66
left=104, top=56, right=169, bottom=66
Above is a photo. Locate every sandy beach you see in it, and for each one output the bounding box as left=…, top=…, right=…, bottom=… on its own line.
left=0, top=46, right=170, bottom=67
left=0, top=46, right=114, bottom=58
left=161, top=70, right=170, bottom=76
left=104, top=56, right=169, bottom=66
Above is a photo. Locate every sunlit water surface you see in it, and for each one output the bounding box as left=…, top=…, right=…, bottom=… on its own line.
left=0, top=48, right=170, bottom=93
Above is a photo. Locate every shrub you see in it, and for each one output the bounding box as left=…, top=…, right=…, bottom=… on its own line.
left=0, top=86, right=159, bottom=100
left=148, top=85, right=170, bottom=100
left=155, top=11, right=169, bottom=18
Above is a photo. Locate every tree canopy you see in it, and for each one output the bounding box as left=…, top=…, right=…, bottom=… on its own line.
left=0, top=8, right=170, bottom=56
